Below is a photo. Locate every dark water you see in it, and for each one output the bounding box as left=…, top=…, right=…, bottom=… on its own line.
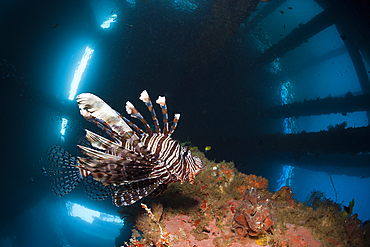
left=1, top=0, right=370, bottom=246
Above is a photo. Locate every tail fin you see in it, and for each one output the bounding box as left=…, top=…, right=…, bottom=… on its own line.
left=46, top=145, right=87, bottom=197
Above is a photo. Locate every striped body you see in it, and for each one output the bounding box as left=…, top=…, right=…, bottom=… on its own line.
left=141, top=132, right=203, bottom=184
left=47, top=90, right=204, bottom=206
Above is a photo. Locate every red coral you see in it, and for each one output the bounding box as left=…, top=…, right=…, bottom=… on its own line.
left=272, top=186, right=297, bottom=209
left=282, top=223, right=322, bottom=247
left=231, top=187, right=276, bottom=237
left=194, top=219, right=201, bottom=227
left=235, top=175, right=268, bottom=195
left=346, top=213, right=364, bottom=241
left=327, top=237, right=340, bottom=245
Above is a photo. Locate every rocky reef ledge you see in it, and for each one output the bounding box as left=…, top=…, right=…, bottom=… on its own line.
left=118, top=147, right=369, bottom=247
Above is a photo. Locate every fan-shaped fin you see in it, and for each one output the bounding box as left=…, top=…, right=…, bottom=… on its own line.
left=76, top=93, right=132, bottom=138
left=85, top=129, right=121, bottom=151
left=82, top=114, right=120, bottom=140
left=78, top=145, right=123, bottom=163
left=112, top=178, right=161, bottom=206
left=126, top=101, right=153, bottom=136
left=82, top=176, right=116, bottom=201
left=46, top=145, right=85, bottom=197
left=75, top=133, right=93, bottom=154
left=78, top=155, right=154, bottom=185
left=119, top=115, right=145, bottom=135
left=150, top=183, right=168, bottom=197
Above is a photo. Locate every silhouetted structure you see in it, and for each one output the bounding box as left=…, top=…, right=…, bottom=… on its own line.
left=264, top=93, right=370, bottom=119
left=245, top=0, right=287, bottom=31
left=219, top=125, right=370, bottom=163
left=184, top=0, right=261, bottom=80
left=183, top=0, right=370, bottom=168
left=252, top=0, right=370, bottom=94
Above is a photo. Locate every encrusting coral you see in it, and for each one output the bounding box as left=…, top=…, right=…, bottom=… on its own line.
left=346, top=213, right=365, bottom=244
left=120, top=146, right=367, bottom=247
left=231, top=187, right=276, bottom=237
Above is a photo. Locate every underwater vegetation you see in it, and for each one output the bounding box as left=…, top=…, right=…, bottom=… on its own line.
left=119, top=147, right=369, bottom=247
left=343, top=199, right=355, bottom=218
left=304, top=190, right=328, bottom=210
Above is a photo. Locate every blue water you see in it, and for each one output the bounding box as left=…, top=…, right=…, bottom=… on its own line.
left=1, top=0, right=369, bottom=246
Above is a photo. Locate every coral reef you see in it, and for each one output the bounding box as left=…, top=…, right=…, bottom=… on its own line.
left=119, top=146, right=367, bottom=247
left=279, top=223, right=322, bottom=247
left=231, top=187, right=276, bottom=237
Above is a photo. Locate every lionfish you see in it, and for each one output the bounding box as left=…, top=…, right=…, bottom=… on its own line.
left=47, top=91, right=204, bottom=206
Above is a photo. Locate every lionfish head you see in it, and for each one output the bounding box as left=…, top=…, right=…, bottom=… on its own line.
left=192, top=155, right=204, bottom=176
left=180, top=146, right=205, bottom=183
